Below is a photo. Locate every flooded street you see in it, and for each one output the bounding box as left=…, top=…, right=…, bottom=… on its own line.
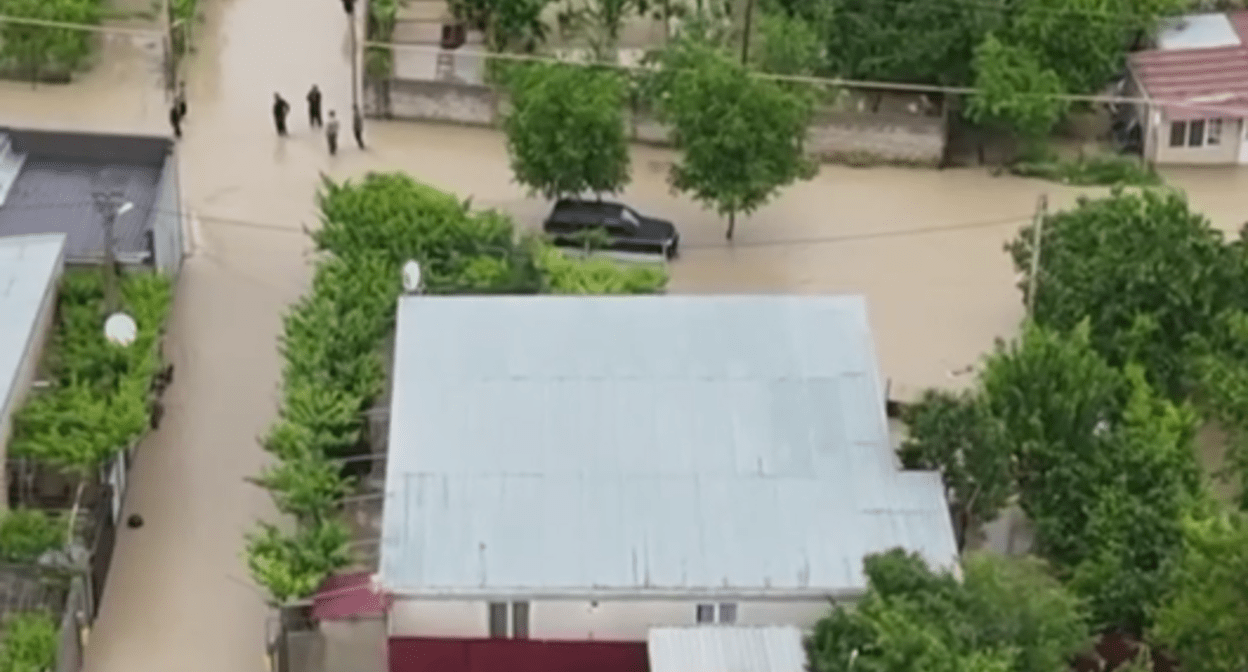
left=2, top=0, right=1247, bottom=667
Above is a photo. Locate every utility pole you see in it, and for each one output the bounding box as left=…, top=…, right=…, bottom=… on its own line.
left=1026, top=194, right=1048, bottom=318
left=92, top=190, right=122, bottom=313
left=740, top=0, right=754, bottom=66
left=350, top=11, right=360, bottom=112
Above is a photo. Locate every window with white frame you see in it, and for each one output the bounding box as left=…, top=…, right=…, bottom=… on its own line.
left=1169, top=118, right=1223, bottom=148
left=487, top=601, right=530, bottom=638
left=695, top=603, right=738, bottom=624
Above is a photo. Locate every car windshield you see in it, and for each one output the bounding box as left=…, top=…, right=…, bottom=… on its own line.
left=619, top=208, right=640, bottom=228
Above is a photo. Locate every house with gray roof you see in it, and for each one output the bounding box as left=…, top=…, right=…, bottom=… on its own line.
left=375, top=294, right=959, bottom=672
left=0, top=127, right=184, bottom=276
left=0, top=233, right=66, bottom=479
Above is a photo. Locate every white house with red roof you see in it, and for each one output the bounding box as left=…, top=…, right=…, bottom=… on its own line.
left=1129, top=11, right=1248, bottom=165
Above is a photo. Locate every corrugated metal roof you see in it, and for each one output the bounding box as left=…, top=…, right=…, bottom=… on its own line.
left=380, top=295, right=959, bottom=597
left=1156, top=13, right=1241, bottom=50
left=0, top=234, right=65, bottom=423
left=1131, top=12, right=1248, bottom=120
left=648, top=626, right=806, bottom=672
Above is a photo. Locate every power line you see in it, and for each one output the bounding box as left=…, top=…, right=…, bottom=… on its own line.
left=0, top=198, right=1037, bottom=249
left=361, top=40, right=1248, bottom=116
left=0, top=13, right=163, bottom=36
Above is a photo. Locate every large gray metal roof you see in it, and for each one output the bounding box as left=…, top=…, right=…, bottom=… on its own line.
left=381, top=295, right=958, bottom=597
left=0, top=234, right=65, bottom=424
left=648, top=626, right=806, bottom=672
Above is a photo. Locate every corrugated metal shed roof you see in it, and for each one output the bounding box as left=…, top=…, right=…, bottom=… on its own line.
left=1130, top=11, right=1248, bottom=120
left=648, top=626, right=806, bottom=672
left=1156, top=12, right=1241, bottom=50
left=0, top=234, right=65, bottom=423
left=381, top=295, right=959, bottom=597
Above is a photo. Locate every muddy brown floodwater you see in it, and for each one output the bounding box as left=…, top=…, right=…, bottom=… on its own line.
left=2, top=1, right=1247, bottom=668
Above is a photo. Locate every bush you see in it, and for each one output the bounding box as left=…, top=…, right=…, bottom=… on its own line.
left=0, top=611, right=58, bottom=672
left=0, top=0, right=102, bottom=78
left=0, top=510, right=67, bottom=564
left=1011, top=154, right=1161, bottom=187
left=10, top=271, right=172, bottom=478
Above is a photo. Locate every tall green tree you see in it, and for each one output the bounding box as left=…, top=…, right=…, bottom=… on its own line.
left=980, top=323, right=1202, bottom=633
left=898, top=389, right=1013, bottom=551
left=1007, top=189, right=1244, bottom=399
left=808, top=550, right=1089, bottom=672
left=1152, top=512, right=1248, bottom=672
left=652, top=39, right=816, bottom=239
left=0, top=0, right=99, bottom=81
left=966, top=34, right=1068, bottom=143
left=557, top=0, right=650, bottom=62
left=448, top=0, right=552, bottom=51
left=822, top=0, right=1003, bottom=85
left=503, top=64, right=631, bottom=201
left=751, top=11, right=824, bottom=76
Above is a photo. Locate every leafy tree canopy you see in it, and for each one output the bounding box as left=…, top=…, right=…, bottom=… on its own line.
left=448, top=0, right=552, bottom=51
left=898, top=388, right=1013, bottom=551
left=1007, top=189, right=1244, bottom=399
left=966, top=34, right=1068, bottom=141
left=808, top=550, right=1089, bottom=672
left=821, top=0, right=1004, bottom=86
left=1152, top=512, right=1248, bottom=672
left=0, top=0, right=100, bottom=78
left=504, top=63, right=631, bottom=201
left=980, top=323, right=1202, bottom=633
left=652, top=38, right=816, bottom=239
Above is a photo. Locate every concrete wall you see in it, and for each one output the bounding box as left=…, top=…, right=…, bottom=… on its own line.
left=364, top=79, right=947, bottom=166
left=388, top=596, right=834, bottom=641
left=56, top=577, right=90, bottom=672
left=149, top=156, right=184, bottom=277
left=1, top=128, right=171, bottom=167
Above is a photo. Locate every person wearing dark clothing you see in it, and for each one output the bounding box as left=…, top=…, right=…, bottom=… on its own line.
left=342, top=0, right=355, bottom=14
left=326, top=111, right=340, bottom=155
left=307, top=85, right=323, bottom=128
left=273, top=93, right=291, bottom=136
left=169, top=104, right=183, bottom=139
left=176, top=81, right=188, bottom=118
left=352, top=105, right=365, bottom=149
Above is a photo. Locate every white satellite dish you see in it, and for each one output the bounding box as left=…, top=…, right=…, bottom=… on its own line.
left=401, top=260, right=423, bottom=294
left=103, top=313, right=138, bottom=346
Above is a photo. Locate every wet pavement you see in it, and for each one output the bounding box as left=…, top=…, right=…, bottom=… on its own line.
left=1, top=1, right=1247, bottom=669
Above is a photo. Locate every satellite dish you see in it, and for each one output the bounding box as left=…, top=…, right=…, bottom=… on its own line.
left=103, top=313, right=138, bottom=346
left=401, top=260, right=422, bottom=294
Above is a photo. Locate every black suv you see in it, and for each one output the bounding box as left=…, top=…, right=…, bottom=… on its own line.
left=543, top=199, right=680, bottom=259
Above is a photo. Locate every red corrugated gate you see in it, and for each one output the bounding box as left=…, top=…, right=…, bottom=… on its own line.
left=389, top=637, right=649, bottom=672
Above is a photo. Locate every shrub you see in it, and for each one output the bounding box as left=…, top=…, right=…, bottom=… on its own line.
left=0, top=611, right=58, bottom=672
left=10, top=271, right=172, bottom=478
left=0, top=510, right=67, bottom=564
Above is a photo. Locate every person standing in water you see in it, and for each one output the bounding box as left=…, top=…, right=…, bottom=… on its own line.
left=326, top=110, right=340, bottom=155
left=352, top=105, right=365, bottom=149
left=176, top=81, right=188, bottom=118
left=272, top=93, right=291, bottom=136
left=169, top=103, right=183, bottom=139
left=306, top=85, right=323, bottom=128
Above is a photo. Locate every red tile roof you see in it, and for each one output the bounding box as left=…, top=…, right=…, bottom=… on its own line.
left=1130, top=11, right=1248, bottom=120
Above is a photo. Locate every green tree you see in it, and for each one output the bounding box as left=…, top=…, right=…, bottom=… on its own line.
left=503, top=64, right=631, bottom=201
left=653, top=39, right=816, bottom=239
left=808, top=550, right=1089, bottom=672
left=1188, top=309, right=1248, bottom=506
left=966, top=34, right=1068, bottom=143
left=822, top=0, right=1002, bottom=85
left=980, top=323, right=1202, bottom=633
left=898, top=389, right=1013, bottom=551
left=0, top=0, right=99, bottom=82
left=449, top=0, right=552, bottom=51
left=253, top=454, right=354, bottom=524
left=1007, top=189, right=1243, bottom=399
left=0, top=510, right=67, bottom=563
left=245, top=520, right=352, bottom=606
left=0, top=611, right=58, bottom=672
left=557, top=0, right=650, bottom=62
left=751, top=11, right=823, bottom=76
left=1152, top=512, right=1248, bottom=672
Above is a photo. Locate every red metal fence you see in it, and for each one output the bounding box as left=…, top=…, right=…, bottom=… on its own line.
left=389, top=637, right=649, bottom=672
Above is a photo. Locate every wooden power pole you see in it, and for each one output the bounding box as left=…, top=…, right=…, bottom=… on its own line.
left=1027, top=194, right=1048, bottom=317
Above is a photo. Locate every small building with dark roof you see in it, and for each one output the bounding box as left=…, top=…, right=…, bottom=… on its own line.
left=0, top=127, right=184, bottom=275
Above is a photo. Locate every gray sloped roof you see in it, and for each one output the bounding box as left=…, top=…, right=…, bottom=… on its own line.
left=380, top=295, right=958, bottom=597
left=0, top=234, right=65, bottom=424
